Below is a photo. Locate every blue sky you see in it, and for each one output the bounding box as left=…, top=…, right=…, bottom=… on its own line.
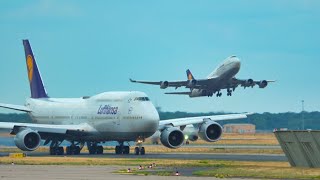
left=0, top=0, right=319, bottom=113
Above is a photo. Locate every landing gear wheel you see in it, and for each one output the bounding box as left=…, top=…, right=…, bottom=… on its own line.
left=140, top=147, right=145, bottom=155
left=134, top=147, right=139, bottom=155
left=124, top=146, right=130, bottom=154
left=97, top=146, right=103, bottom=154
left=115, top=146, right=120, bottom=154
left=50, top=146, right=64, bottom=155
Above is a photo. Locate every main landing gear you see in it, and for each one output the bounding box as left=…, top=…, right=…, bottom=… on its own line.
left=87, top=142, right=104, bottom=154
left=66, top=142, right=83, bottom=155
left=227, top=89, right=232, bottom=96
left=115, top=142, right=130, bottom=154
left=216, top=91, right=222, bottom=97
left=49, top=141, right=64, bottom=155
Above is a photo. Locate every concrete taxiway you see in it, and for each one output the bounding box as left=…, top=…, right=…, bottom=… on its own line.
left=0, top=165, right=257, bottom=180
left=0, top=152, right=287, bottom=162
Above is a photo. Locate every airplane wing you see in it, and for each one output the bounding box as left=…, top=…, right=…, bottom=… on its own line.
left=130, top=78, right=187, bottom=88
left=164, top=92, right=191, bottom=95
left=0, top=122, right=97, bottom=139
left=158, top=113, right=248, bottom=130
left=130, top=78, right=209, bottom=89
left=230, top=78, right=276, bottom=89
left=0, top=103, right=31, bottom=112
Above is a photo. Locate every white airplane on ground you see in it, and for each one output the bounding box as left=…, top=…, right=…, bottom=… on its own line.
left=0, top=40, right=248, bottom=155
left=130, top=56, right=275, bottom=98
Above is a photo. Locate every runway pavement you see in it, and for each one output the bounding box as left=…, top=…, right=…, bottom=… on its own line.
left=0, top=165, right=253, bottom=180
left=0, top=151, right=287, bottom=162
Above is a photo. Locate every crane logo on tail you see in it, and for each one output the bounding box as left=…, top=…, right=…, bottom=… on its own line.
left=27, top=55, right=33, bottom=83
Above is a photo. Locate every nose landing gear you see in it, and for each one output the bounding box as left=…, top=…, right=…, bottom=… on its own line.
left=134, top=138, right=145, bottom=155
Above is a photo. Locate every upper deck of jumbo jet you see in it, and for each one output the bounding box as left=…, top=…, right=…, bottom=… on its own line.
left=25, top=91, right=150, bottom=106
left=208, top=55, right=241, bottom=78
left=90, top=91, right=149, bottom=102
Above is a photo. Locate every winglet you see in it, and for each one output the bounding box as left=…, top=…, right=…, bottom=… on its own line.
left=23, top=40, right=49, bottom=99
left=186, top=69, right=195, bottom=80
left=129, top=78, right=136, bottom=83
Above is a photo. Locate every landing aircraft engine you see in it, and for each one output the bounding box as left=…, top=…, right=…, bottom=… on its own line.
left=245, top=79, right=254, bottom=87
left=160, top=127, right=184, bottom=149
left=258, top=80, right=268, bottom=88
left=198, top=121, right=223, bottom=142
left=160, top=81, right=169, bottom=89
left=14, top=128, right=41, bottom=151
left=186, top=79, right=197, bottom=88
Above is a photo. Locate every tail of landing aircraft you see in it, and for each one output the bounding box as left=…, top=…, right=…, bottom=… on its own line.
left=23, top=40, right=49, bottom=99
left=186, top=69, right=195, bottom=80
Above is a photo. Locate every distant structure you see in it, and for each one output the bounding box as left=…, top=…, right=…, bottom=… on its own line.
left=223, top=124, right=256, bottom=134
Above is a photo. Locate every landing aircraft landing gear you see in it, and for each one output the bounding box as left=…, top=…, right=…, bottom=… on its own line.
left=134, top=139, right=145, bottom=155
left=49, top=141, right=64, bottom=155
left=227, top=89, right=232, bottom=96
left=216, top=91, right=222, bottom=97
left=115, top=142, right=130, bottom=154
left=87, top=142, right=104, bottom=154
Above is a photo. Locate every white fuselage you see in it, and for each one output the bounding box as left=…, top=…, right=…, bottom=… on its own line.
left=190, top=56, right=241, bottom=97
left=25, top=91, right=160, bottom=142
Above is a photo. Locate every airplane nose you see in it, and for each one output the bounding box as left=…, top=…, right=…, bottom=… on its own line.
left=230, top=56, right=241, bottom=69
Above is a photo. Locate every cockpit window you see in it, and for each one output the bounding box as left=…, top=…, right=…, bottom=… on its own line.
left=134, top=97, right=150, bottom=101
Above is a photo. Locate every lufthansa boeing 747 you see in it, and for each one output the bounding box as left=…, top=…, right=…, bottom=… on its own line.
left=130, top=56, right=275, bottom=98
left=0, top=40, right=248, bottom=155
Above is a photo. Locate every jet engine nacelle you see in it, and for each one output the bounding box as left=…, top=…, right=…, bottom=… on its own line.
left=14, top=128, right=41, bottom=151
left=160, top=127, right=184, bottom=149
left=258, top=80, right=268, bottom=88
left=245, top=79, right=254, bottom=87
left=198, top=121, right=223, bottom=142
left=186, top=79, right=197, bottom=88
left=160, top=81, right=169, bottom=89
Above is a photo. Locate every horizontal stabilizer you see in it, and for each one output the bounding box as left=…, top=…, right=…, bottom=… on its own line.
left=0, top=103, right=31, bottom=112
left=165, top=92, right=191, bottom=95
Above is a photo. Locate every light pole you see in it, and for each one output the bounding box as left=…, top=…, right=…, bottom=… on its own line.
left=301, top=100, right=304, bottom=130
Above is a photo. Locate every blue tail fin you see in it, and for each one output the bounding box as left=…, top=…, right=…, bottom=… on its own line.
left=23, top=40, right=49, bottom=99
left=186, top=69, right=195, bottom=80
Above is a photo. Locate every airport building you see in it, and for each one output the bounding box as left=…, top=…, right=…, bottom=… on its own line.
left=223, top=123, right=256, bottom=134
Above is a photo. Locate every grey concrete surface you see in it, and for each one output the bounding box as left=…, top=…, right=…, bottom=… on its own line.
left=0, top=165, right=255, bottom=180
left=0, top=151, right=287, bottom=162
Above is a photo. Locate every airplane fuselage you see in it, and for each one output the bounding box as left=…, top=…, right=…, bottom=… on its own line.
left=189, top=56, right=241, bottom=97
left=25, top=91, right=159, bottom=142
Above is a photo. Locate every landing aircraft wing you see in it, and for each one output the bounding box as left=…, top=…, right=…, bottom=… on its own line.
left=229, top=78, right=276, bottom=89
left=158, top=113, right=248, bottom=130
left=130, top=78, right=209, bottom=89
left=130, top=78, right=187, bottom=88
left=164, top=92, right=191, bottom=95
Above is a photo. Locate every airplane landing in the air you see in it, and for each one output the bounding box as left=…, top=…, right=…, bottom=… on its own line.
left=130, top=56, right=275, bottom=98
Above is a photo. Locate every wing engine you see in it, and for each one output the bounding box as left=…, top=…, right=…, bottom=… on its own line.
left=258, top=80, right=268, bottom=88
left=160, top=127, right=184, bottom=149
left=160, top=81, right=169, bottom=89
left=14, top=128, right=41, bottom=151
left=198, top=121, right=223, bottom=142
